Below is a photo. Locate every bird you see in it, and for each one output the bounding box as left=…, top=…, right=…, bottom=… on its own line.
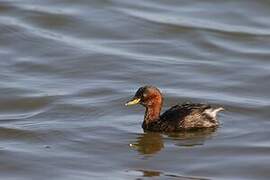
left=125, top=86, right=224, bottom=132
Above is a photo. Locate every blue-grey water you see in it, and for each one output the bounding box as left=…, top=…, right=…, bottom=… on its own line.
left=0, top=0, right=270, bottom=179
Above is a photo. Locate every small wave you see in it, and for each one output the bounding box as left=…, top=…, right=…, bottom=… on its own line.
left=0, top=109, right=47, bottom=121
left=115, top=8, right=270, bottom=36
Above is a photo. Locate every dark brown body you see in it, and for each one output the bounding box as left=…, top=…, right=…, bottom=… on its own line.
left=142, top=103, right=219, bottom=132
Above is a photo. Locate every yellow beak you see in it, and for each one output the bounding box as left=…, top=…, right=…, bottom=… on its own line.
left=125, top=98, right=141, bottom=106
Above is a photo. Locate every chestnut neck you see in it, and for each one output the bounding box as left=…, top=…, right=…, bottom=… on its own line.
left=143, top=96, right=163, bottom=124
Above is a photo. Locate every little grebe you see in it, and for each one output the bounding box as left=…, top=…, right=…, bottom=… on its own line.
left=126, top=86, right=224, bottom=132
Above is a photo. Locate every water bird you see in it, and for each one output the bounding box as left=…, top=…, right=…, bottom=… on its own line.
left=125, top=86, right=224, bottom=132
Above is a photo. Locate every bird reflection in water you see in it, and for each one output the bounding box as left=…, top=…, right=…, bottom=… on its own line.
left=136, top=169, right=161, bottom=177
left=130, top=132, right=164, bottom=155
left=135, top=169, right=208, bottom=179
left=134, top=169, right=209, bottom=179
left=130, top=128, right=217, bottom=155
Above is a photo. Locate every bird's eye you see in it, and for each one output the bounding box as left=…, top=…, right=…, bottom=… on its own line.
left=143, top=93, right=147, bottom=98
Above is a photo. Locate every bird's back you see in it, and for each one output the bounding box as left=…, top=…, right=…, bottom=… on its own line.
left=143, top=103, right=222, bottom=132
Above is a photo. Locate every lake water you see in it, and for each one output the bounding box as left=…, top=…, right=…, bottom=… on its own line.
left=0, top=0, right=270, bottom=179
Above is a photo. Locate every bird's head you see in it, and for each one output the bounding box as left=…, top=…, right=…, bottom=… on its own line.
left=125, top=86, right=163, bottom=107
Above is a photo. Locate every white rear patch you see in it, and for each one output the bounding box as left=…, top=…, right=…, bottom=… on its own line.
left=204, top=107, right=224, bottom=118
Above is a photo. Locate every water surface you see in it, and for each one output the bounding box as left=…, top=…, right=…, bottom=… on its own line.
left=0, top=0, right=270, bottom=179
